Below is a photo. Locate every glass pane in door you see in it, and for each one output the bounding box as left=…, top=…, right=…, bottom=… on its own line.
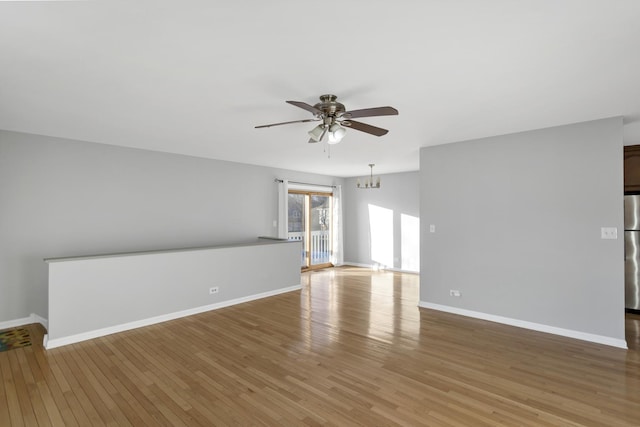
left=287, top=193, right=306, bottom=267
left=310, top=195, right=331, bottom=265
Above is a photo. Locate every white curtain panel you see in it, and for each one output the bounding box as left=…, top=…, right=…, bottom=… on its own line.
left=331, top=184, right=344, bottom=265
left=277, top=179, right=289, bottom=239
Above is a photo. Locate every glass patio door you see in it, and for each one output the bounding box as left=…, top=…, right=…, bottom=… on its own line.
left=288, top=191, right=332, bottom=270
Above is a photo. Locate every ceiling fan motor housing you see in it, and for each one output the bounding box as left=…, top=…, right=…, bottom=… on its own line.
left=314, top=94, right=346, bottom=119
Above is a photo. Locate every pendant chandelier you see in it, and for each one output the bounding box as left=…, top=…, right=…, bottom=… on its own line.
left=356, top=164, right=381, bottom=189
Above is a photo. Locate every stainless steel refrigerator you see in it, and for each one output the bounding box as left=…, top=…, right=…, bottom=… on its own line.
left=625, top=195, right=640, bottom=311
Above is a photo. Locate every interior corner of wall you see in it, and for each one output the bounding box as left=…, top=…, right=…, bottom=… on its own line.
left=30, top=313, right=49, bottom=331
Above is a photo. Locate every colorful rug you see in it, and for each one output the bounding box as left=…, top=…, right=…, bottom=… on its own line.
left=0, top=328, right=32, bottom=352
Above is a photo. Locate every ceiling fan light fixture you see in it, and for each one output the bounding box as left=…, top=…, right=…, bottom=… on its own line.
left=328, top=123, right=346, bottom=144
left=308, top=124, right=326, bottom=142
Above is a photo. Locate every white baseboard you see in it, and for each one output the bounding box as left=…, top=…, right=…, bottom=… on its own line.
left=0, top=313, right=48, bottom=331
left=343, top=261, right=419, bottom=274
left=44, top=284, right=302, bottom=350
left=31, top=313, right=49, bottom=331
left=418, top=301, right=628, bottom=349
left=0, top=316, right=32, bottom=330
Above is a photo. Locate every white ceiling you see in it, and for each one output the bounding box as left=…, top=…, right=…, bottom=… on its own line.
left=1, top=0, right=640, bottom=177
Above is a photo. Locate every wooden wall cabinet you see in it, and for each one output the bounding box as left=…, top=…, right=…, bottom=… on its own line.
left=625, top=145, right=640, bottom=193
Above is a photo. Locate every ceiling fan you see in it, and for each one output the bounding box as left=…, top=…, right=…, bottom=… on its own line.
left=255, top=94, right=398, bottom=144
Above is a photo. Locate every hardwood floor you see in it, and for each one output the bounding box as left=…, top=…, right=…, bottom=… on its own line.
left=2, top=266, right=640, bottom=426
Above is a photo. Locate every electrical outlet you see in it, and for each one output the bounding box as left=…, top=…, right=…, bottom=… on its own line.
left=209, top=287, right=219, bottom=295
left=449, top=290, right=461, bottom=297
left=600, top=227, right=617, bottom=239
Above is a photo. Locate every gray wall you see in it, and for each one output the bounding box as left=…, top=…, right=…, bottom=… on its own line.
left=420, top=117, right=625, bottom=340
left=46, top=240, right=300, bottom=348
left=0, top=130, right=341, bottom=323
left=343, top=171, right=420, bottom=271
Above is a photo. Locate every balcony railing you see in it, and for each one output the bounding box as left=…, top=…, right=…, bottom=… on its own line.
left=288, top=230, right=331, bottom=266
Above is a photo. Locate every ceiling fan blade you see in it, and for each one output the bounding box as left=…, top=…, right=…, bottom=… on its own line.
left=341, top=106, right=398, bottom=119
left=286, top=100, right=323, bottom=115
left=342, top=120, right=389, bottom=136
left=255, top=118, right=319, bottom=129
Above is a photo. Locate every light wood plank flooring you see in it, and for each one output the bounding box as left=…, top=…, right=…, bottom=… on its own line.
left=1, top=266, right=639, bottom=426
